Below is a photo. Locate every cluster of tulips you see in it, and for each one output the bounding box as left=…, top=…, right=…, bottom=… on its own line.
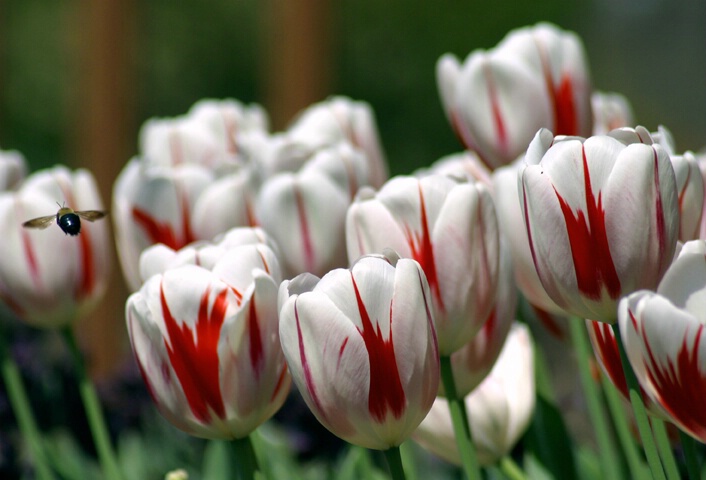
left=0, top=22, right=704, bottom=480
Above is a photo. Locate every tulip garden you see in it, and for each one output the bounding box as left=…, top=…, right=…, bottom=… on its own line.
left=1, top=20, right=706, bottom=480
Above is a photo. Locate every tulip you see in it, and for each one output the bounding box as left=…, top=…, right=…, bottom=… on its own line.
left=278, top=253, right=439, bottom=450
left=288, top=96, right=388, bottom=188
left=414, top=323, right=535, bottom=466
left=444, top=238, right=516, bottom=397
left=0, top=149, right=27, bottom=191
left=618, top=239, right=706, bottom=442
left=519, top=128, right=679, bottom=322
left=0, top=166, right=110, bottom=328
left=493, top=159, right=565, bottom=315
left=591, top=91, right=634, bottom=135
left=437, top=22, right=592, bottom=169
left=257, top=145, right=363, bottom=277
left=139, top=99, right=268, bottom=172
left=346, top=174, right=499, bottom=355
left=126, top=239, right=290, bottom=439
left=415, top=151, right=492, bottom=187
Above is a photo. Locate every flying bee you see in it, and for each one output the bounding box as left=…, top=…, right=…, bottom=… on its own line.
left=23, top=203, right=108, bottom=236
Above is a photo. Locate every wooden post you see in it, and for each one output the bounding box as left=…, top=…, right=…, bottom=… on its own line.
left=261, top=0, right=333, bottom=130
left=71, top=0, right=135, bottom=378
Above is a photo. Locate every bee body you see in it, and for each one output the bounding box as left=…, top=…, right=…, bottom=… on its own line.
left=23, top=205, right=107, bottom=236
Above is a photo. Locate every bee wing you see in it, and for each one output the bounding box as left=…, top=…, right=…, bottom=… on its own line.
left=76, top=210, right=108, bottom=222
left=23, top=215, right=57, bottom=230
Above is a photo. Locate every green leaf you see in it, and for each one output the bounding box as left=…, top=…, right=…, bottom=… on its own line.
left=523, top=393, right=578, bottom=480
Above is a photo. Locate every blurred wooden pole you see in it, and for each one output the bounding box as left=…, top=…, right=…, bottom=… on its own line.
left=261, top=0, right=333, bottom=130
left=72, top=0, right=134, bottom=378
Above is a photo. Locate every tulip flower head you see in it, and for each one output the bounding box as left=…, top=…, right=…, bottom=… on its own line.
left=0, top=166, right=111, bottom=328
left=346, top=174, right=500, bottom=355
left=437, top=22, right=592, bottom=169
left=618, top=240, right=706, bottom=442
left=126, top=235, right=290, bottom=439
left=278, top=252, right=439, bottom=450
left=519, top=128, right=679, bottom=322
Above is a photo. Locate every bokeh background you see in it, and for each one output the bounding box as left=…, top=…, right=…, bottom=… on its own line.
left=0, top=0, right=704, bottom=403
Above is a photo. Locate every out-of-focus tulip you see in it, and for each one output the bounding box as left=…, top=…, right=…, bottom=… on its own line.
left=346, top=174, right=500, bottom=355
left=257, top=144, right=366, bottom=277
left=415, top=151, right=492, bottom=187
left=591, top=91, right=634, bottom=135
left=444, top=239, right=516, bottom=397
left=114, top=99, right=269, bottom=291
left=139, top=99, right=268, bottom=172
left=618, top=240, right=706, bottom=442
left=437, top=22, right=592, bottom=170
left=519, top=128, right=679, bottom=322
left=278, top=253, right=439, bottom=450
left=414, top=323, right=535, bottom=466
left=126, top=237, right=290, bottom=439
left=0, top=149, right=27, bottom=191
left=288, top=96, right=388, bottom=188
left=0, top=166, right=111, bottom=327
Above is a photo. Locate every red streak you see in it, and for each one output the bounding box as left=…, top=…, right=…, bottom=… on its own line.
left=536, top=38, right=579, bottom=136
left=642, top=322, right=706, bottom=441
left=294, top=298, right=326, bottom=420
left=76, top=225, right=96, bottom=300
left=483, top=64, right=508, bottom=157
left=351, top=273, right=406, bottom=422
left=554, top=146, right=621, bottom=300
left=247, top=293, right=264, bottom=378
left=161, top=283, right=227, bottom=422
left=294, top=187, right=315, bottom=273
left=404, top=184, right=444, bottom=312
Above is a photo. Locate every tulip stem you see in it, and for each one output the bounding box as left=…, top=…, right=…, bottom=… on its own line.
left=600, top=373, right=647, bottom=476
left=499, top=455, right=527, bottom=480
left=678, top=430, right=700, bottom=480
left=231, top=435, right=259, bottom=480
left=439, top=355, right=482, bottom=480
left=0, top=330, right=55, bottom=480
left=61, top=327, right=123, bottom=480
left=651, top=417, right=680, bottom=480
left=568, top=320, right=622, bottom=480
left=611, top=323, right=666, bottom=480
left=383, top=446, right=407, bottom=480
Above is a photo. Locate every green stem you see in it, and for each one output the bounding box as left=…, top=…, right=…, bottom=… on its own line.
left=651, top=418, right=680, bottom=480
left=383, top=446, right=406, bottom=480
left=439, top=355, right=482, bottom=480
left=601, top=372, right=646, bottom=476
left=569, top=319, right=622, bottom=480
left=0, top=336, right=55, bottom=480
left=398, top=442, right=418, bottom=480
left=678, top=430, right=700, bottom=480
left=499, top=455, right=527, bottom=480
left=61, top=328, right=123, bottom=480
left=231, top=435, right=259, bottom=480
left=611, top=323, right=666, bottom=480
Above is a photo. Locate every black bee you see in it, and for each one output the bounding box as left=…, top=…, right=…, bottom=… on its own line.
left=23, top=203, right=108, bottom=236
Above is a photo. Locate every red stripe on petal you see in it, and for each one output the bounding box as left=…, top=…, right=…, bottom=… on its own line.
left=553, top=75, right=578, bottom=136
left=652, top=148, right=669, bottom=270
left=161, top=283, right=227, bottom=422
left=404, top=184, right=444, bottom=313
left=248, top=293, right=264, bottom=378
left=588, top=321, right=628, bottom=397
left=294, top=298, right=327, bottom=421
left=132, top=187, right=195, bottom=249
left=483, top=64, right=508, bottom=158
left=554, top=146, right=621, bottom=300
left=270, top=365, right=289, bottom=403
left=294, top=187, right=315, bottom=273
left=75, top=225, right=96, bottom=300
left=20, top=228, right=42, bottom=291
left=351, top=273, right=406, bottom=422
left=643, top=323, right=706, bottom=441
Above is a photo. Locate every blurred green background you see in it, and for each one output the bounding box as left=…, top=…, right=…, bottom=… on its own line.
left=2, top=0, right=704, bottom=176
